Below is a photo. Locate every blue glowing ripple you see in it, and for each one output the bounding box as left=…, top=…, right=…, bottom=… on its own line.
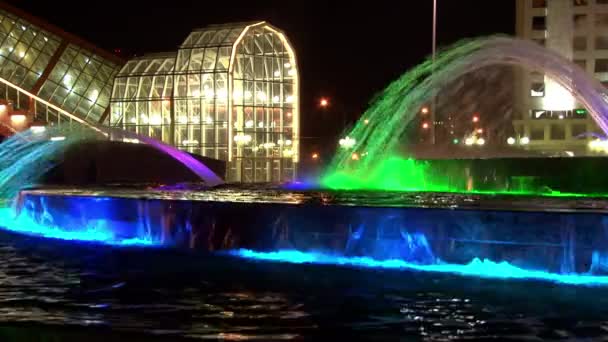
left=230, top=249, right=608, bottom=287
left=0, top=208, right=156, bottom=247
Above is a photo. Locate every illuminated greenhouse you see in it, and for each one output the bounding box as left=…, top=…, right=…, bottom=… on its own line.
left=0, top=3, right=123, bottom=132
left=110, top=22, right=300, bottom=183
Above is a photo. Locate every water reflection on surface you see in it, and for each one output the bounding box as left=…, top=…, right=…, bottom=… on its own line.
left=0, top=232, right=607, bottom=341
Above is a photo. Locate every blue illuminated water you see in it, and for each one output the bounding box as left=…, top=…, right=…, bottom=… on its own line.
left=230, top=249, right=608, bottom=287
left=0, top=208, right=155, bottom=247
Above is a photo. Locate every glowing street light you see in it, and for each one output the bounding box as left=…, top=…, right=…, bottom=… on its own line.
left=422, top=122, right=430, bottom=129
left=476, top=128, right=483, bottom=134
left=351, top=152, right=360, bottom=161
left=319, top=98, right=329, bottom=108
left=472, top=116, right=479, bottom=123
left=339, top=136, right=356, bottom=149
left=507, top=137, right=516, bottom=145
left=364, top=119, right=370, bottom=125
left=520, top=137, right=530, bottom=145
left=312, top=153, right=319, bottom=160
left=421, top=107, right=429, bottom=114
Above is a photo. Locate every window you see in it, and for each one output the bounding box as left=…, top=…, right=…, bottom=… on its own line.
left=571, top=124, right=588, bottom=138
left=574, top=36, right=587, bottom=50
left=532, top=16, right=547, bottom=30
left=530, top=82, right=545, bottom=97
left=533, top=39, right=546, bottom=46
left=596, top=13, right=608, bottom=27
left=533, top=0, right=547, bottom=7
left=531, top=109, right=547, bottom=119
left=574, top=59, right=587, bottom=70
left=574, top=0, right=588, bottom=5
left=551, top=125, right=566, bottom=140
left=597, top=36, right=608, bottom=49
left=531, top=127, right=545, bottom=140
left=596, top=59, right=608, bottom=72
left=574, top=14, right=588, bottom=29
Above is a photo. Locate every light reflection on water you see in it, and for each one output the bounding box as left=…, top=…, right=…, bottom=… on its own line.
left=0, top=234, right=605, bottom=341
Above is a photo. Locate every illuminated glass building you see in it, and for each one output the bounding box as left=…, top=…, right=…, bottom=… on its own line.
left=0, top=3, right=300, bottom=182
left=0, top=3, right=123, bottom=132
left=110, top=22, right=300, bottom=182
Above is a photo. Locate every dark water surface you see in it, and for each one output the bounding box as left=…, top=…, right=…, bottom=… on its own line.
left=0, top=231, right=608, bottom=341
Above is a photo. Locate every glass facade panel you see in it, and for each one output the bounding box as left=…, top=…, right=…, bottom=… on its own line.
left=110, top=54, right=176, bottom=145
left=36, top=44, right=120, bottom=122
left=0, top=7, right=123, bottom=128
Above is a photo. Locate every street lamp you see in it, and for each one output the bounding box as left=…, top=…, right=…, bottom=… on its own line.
left=319, top=98, right=329, bottom=108
left=339, top=136, right=356, bottom=149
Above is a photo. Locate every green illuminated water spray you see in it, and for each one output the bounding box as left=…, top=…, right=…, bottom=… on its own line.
left=322, top=36, right=608, bottom=195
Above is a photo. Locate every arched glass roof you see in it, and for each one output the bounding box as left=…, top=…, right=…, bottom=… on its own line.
left=117, top=52, right=176, bottom=77
left=180, top=22, right=262, bottom=49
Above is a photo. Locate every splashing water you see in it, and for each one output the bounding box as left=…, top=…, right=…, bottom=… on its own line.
left=0, top=127, right=98, bottom=200
left=323, top=36, right=608, bottom=193
left=0, top=124, right=225, bottom=246
left=229, top=249, right=608, bottom=287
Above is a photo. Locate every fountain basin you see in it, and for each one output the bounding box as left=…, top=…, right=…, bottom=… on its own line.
left=9, top=185, right=608, bottom=276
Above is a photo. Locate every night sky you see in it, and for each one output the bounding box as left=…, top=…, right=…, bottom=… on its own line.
left=5, top=0, right=515, bottom=158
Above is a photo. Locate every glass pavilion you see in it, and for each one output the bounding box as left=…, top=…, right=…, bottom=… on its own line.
left=0, top=3, right=122, bottom=129
left=110, top=22, right=299, bottom=183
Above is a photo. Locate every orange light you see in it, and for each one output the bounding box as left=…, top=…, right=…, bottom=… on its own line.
left=422, top=122, right=429, bottom=129
left=312, top=153, right=319, bottom=160
left=421, top=107, right=429, bottom=114
left=351, top=153, right=360, bottom=161
left=319, top=98, right=329, bottom=108
left=477, top=128, right=483, bottom=134
left=472, top=116, right=479, bottom=123
left=10, top=114, right=26, bottom=125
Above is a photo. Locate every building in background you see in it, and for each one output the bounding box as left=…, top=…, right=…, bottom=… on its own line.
left=0, top=3, right=300, bottom=183
left=109, top=22, right=299, bottom=183
left=0, top=2, right=123, bottom=134
left=515, top=0, right=608, bottom=155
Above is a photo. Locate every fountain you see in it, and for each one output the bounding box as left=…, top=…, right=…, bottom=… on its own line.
left=322, top=36, right=608, bottom=195
left=3, top=36, right=608, bottom=286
